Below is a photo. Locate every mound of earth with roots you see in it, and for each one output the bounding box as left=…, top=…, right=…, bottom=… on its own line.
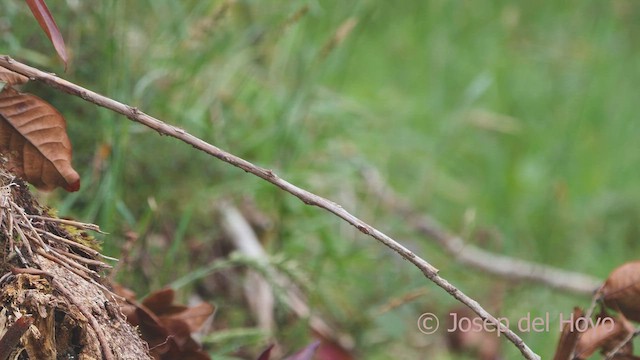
left=0, top=161, right=151, bottom=359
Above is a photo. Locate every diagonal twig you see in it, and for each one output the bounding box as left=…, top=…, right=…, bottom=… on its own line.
left=0, top=55, right=540, bottom=359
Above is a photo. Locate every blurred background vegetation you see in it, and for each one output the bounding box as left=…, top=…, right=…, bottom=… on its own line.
left=4, top=0, right=640, bottom=358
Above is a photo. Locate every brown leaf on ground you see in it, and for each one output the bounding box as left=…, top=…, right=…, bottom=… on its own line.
left=0, top=87, right=80, bottom=191
left=115, top=286, right=215, bottom=360
left=142, top=288, right=215, bottom=333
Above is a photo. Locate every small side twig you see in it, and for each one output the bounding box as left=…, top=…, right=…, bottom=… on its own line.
left=362, top=166, right=602, bottom=296
left=375, top=287, right=429, bottom=315
left=0, top=55, right=540, bottom=359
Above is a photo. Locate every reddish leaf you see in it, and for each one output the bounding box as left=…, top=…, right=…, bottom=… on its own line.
left=143, top=288, right=181, bottom=314
left=141, top=288, right=215, bottom=332
left=25, top=0, right=68, bottom=66
left=256, top=344, right=275, bottom=360
left=315, top=339, right=354, bottom=360
left=158, top=318, right=193, bottom=348
left=134, top=306, right=169, bottom=348
left=158, top=336, right=211, bottom=360
left=115, top=286, right=213, bottom=360
left=0, top=87, right=80, bottom=191
left=284, top=341, right=320, bottom=360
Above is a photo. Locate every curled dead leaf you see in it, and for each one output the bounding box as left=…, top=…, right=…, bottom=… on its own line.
left=601, top=261, right=640, bottom=322
left=0, top=87, right=79, bottom=191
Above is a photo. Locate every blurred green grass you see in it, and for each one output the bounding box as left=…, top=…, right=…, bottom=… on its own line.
left=5, top=0, right=640, bottom=358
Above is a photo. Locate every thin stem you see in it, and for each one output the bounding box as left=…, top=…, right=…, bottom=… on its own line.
left=362, top=166, right=601, bottom=295
left=0, top=55, right=540, bottom=359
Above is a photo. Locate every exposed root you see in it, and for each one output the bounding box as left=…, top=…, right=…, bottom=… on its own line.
left=27, top=215, right=106, bottom=233
left=0, top=165, right=151, bottom=359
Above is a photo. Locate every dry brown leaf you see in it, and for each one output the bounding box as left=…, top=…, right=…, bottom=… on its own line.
left=574, top=314, right=633, bottom=359
left=114, top=286, right=214, bottom=360
left=171, top=302, right=216, bottom=333
left=142, top=288, right=215, bottom=332
left=0, top=68, right=29, bottom=86
left=552, top=307, right=583, bottom=360
left=142, top=288, right=183, bottom=315
left=601, top=261, right=640, bottom=322
left=0, top=87, right=80, bottom=191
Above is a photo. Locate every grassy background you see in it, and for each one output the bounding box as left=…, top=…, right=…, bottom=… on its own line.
left=4, top=0, right=640, bottom=358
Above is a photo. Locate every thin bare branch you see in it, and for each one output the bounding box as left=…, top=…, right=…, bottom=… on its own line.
left=0, top=55, right=540, bottom=359
left=362, top=166, right=602, bottom=296
left=27, top=215, right=105, bottom=233
left=603, top=327, right=640, bottom=360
